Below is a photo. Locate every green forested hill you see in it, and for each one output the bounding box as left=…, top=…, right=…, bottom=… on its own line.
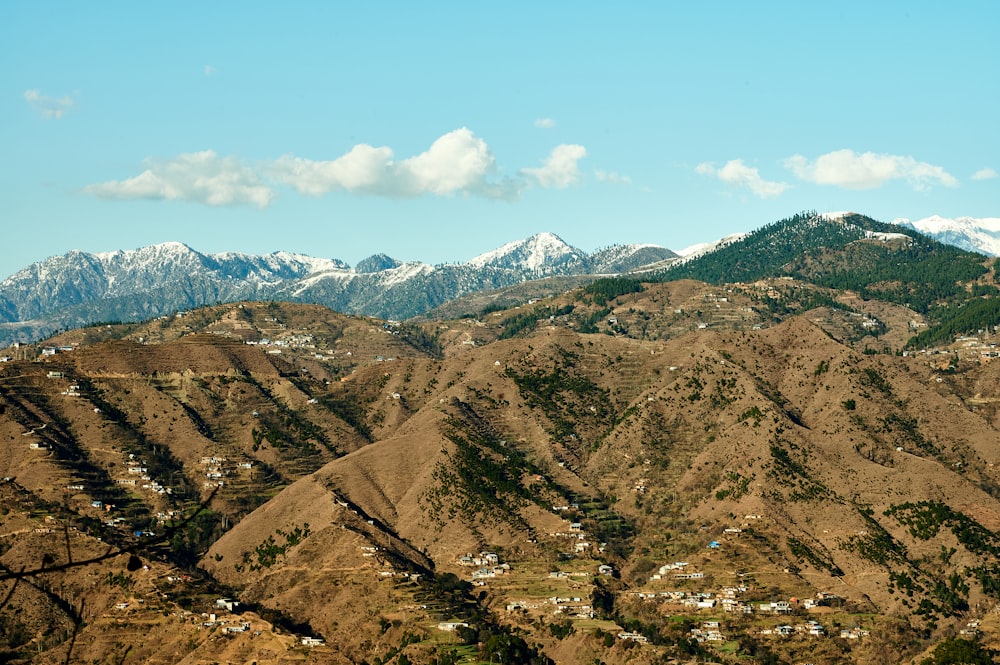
left=659, top=211, right=999, bottom=347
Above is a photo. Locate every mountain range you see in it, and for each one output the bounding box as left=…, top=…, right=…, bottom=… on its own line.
left=2, top=211, right=1000, bottom=664
left=2, top=214, right=998, bottom=348
left=895, top=215, right=1000, bottom=257
left=0, top=233, right=677, bottom=345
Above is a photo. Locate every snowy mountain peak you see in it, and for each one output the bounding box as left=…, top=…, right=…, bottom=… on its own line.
left=894, top=215, right=1000, bottom=256
left=151, top=240, right=197, bottom=252
left=588, top=243, right=677, bottom=273
left=95, top=240, right=196, bottom=260
left=355, top=253, right=403, bottom=273
left=896, top=215, right=1000, bottom=234
left=466, top=232, right=584, bottom=271
left=0, top=232, right=680, bottom=345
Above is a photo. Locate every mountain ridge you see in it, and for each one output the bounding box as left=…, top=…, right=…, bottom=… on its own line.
left=895, top=215, right=1000, bottom=256
left=0, top=234, right=677, bottom=345
left=4, top=211, right=996, bottom=350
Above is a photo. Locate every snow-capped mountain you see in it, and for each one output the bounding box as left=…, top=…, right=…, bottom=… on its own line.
left=0, top=235, right=676, bottom=344
left=589, top=243, right=679, bottom=273
left=466, top=233, right=679, bottom=275
left=466, top=232, right=589, bottom=273
left=0, top=243, right=348, bottom=325
left=894, top=215, right=1000, bottom=256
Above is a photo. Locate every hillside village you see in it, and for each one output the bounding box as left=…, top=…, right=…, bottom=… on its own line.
left=3, top=215, right=1000, bottom=664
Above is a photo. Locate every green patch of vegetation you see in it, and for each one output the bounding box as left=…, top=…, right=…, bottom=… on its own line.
left=889, top=570, right=923, bottom=597
left=105, top=571, right=135, bottom=590
left=715, top=471, right=752, bottom=501
left=657, top=210, right=995, bottom=344
left=840, top=507, right=906, bottom=566
left=768, top=439, right=832, bottom=502
left=412, top=571, right=553, bottom=665
left=575, top=306, right=612, bottom=334
left=879, top=413, right=938, bottom=457
left=657, top=211, right=833, bottom=284
left=738, top=405, right=763, bottom=426
left=574, top=495, right=635, bottom=554
left=909, top=297, right=1000, bottom=349
left=930, top=572, right=969, bottom=615
left=251, top=409, right=329, bottom=456
left=582, top=277, right=643, bottom=305
left=398, top=324, right=443, bottom=358
left=169, top=508, right=227, bottom=567
left=236, top=523, right=311, bottom=572
left=787, top=536, right=844, bottom=576
left=241, top=376, right=337, bottom=462
left=424, top=401, right=569, bottom=528
left=479, top=302, right=508, bottom=317
left=970, top=564, right=1000, bottom=599
left=320, top=393, right=373, bottom=440
left=971, top=283, right=999, bottom=297
left=505, top=347, right=614, bottom=445
left=920, top=637, right=999, bottom=665
left=498, top=304, right=575, bottom=339
left=709, top=376, right=738, bottom=407
left=885, top=501, right=1000, bottom=555
left=861, top=367, right=893, bottom=397
left=547, top=618, right=575, bottom=639
left=769, top=444, right=807, bottom=480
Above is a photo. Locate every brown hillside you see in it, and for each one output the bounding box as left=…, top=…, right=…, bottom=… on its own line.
left=4, top=295, right=1000, bottom=664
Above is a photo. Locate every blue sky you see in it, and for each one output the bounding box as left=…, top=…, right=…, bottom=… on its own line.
left=2, top=2, right=998, bottom=279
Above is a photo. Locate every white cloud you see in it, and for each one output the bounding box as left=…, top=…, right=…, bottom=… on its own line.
left=784, top=149, right=957, bottom=191
left=84, top=150, right=275, bottom=208
left=398, top=128, right=499, bottom=196
left=268, top=128, right=518, bottom=199
left=24, top=89, right=75, bottom=119
left=521, top=144, right=587, bottom=188
left=696, top=159, right=789, bottom=198
left=595, top=169, right=631, bottom=185
left=204, top=65, right=216, bottom=76
left=534, top=117, right=556, bottom=129
left=269, top=144, right=395, bottom=195
left=972, top=167, right=998, bottom=181
left=85, top=129, right=591, bottom=208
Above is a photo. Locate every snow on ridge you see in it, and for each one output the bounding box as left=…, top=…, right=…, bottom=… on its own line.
left=894, top=215, right=1000, bottom=256
left=91, top=243, right=351, bottom=279
left=896, top=215, right=1000, bottom=234
left=819, top=211, right=856, bottom=221
left=865, top=231, right=912, bottom=242
left=595, top=242, right=666, bottom=256
left=676, top=233, right=748, bottom=259
left=465, top=232, right=576, bottom=270
left=92, top=250, right=120, bottom=262
left=213, top=249, right=348, bottom=274
left=465, top=239, right=526, bottom=268
left=289, top=268, right=357, bottom=296
left=92, top=242, right=202, bottom=272
left=377, top=261, right=435, bottom=286
left=288, top=261, right=433, bottom=297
